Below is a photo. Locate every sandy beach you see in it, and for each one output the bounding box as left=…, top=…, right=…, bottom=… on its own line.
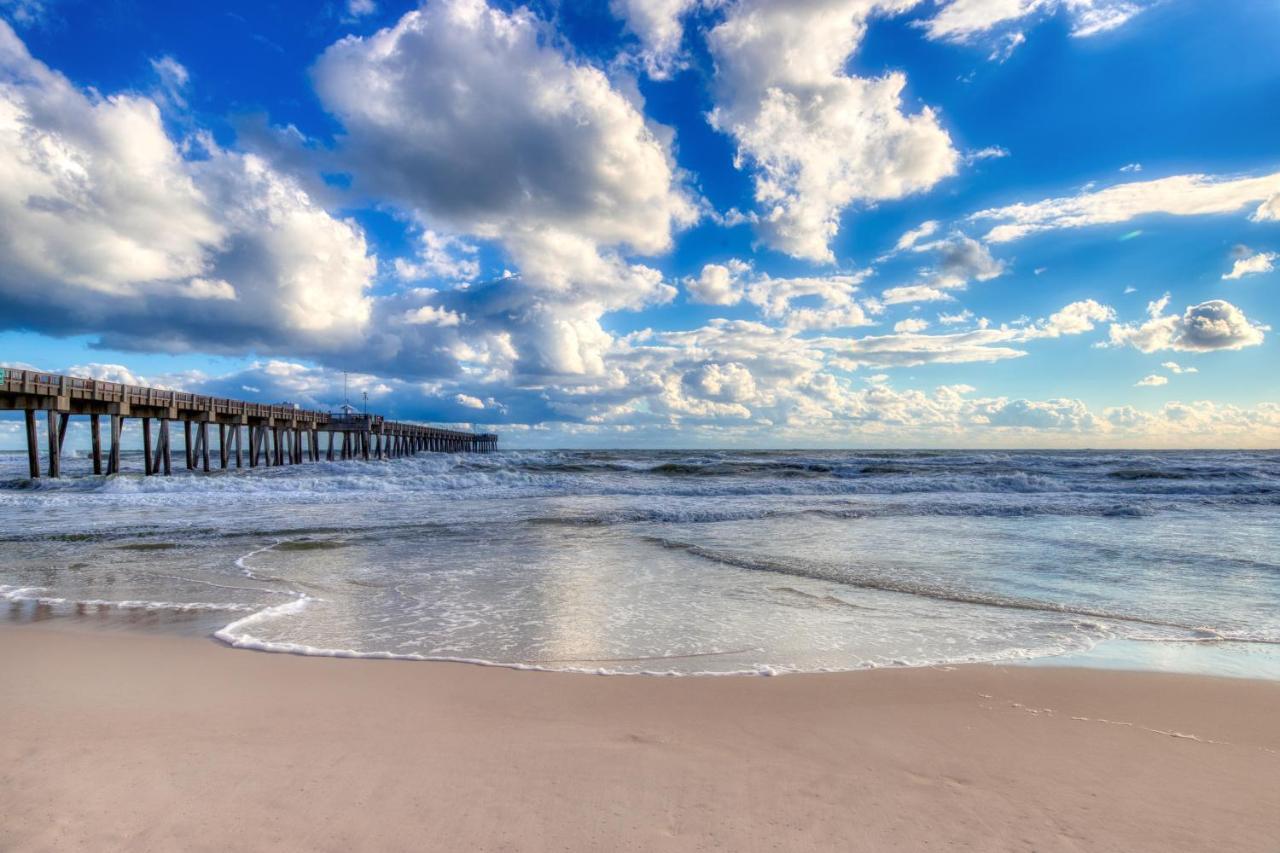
left=2, top=622, right=1277, bottom=852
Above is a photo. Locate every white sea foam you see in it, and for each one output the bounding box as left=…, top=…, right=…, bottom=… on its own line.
left=1, top=585, right=256, bottom=612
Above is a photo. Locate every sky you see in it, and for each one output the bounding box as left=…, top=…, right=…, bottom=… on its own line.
left=0, top=0, right=1277, bottom=448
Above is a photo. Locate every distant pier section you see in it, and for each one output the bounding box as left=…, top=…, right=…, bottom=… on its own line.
left=1, top=368, right=497, bottom=478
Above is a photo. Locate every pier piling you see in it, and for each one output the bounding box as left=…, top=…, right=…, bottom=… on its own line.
left=107, top=415, right=122, bottom=475
left=46, top=410, right=60, bottom=478
left=142, top=417, right=153, bottom=476
left=90, top=414, right=102, bottom=474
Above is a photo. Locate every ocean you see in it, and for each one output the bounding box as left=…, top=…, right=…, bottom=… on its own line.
left=2, top=448, right=1278, bottom=677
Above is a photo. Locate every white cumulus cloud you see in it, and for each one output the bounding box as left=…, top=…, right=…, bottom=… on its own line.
left=685, top=259, right=876, bottom=330
left=1222, top=250, right=1276, bottom=281
left=312, top=0, right=698, bottom=379
left=880, top=234, right=1005, bottom=304
left=0, top=22, right=376, bottom=352
left=609, top=0, right=702, bottom=79
left=1108, top=295, right=1268, bottom=353
left=706, top=0, right=958, bottom=262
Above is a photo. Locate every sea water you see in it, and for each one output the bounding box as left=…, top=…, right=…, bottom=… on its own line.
left=2, top=449, right=1277, bottom=677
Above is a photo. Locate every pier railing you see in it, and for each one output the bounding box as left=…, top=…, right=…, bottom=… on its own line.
left=0, top=367, right=497, bottom=478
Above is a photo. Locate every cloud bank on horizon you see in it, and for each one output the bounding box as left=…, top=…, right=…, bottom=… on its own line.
left=0, top=0, right=1277, bottom=448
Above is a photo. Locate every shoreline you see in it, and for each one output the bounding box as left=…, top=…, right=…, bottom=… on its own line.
left=3, top=620, right=1278, bottom=851
left=9, top=600, right=1280, bottom=680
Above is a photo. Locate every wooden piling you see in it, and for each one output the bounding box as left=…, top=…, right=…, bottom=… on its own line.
left=24, top=409, right=39, bottom=479
left=152, top=420, right=164, bottom=474
left=219, top=425, right=228, bottom=469
left=90, top=414, right=102, bottom=474
left=161, top=420, right=172, bottom=475
left=107, top=415, right=122, bottom=475
left=184, top=421, right=194, bottom=470
left=46, top=410, right=60, bottom=478
left=200, top=422, right=211, bottom=472
left=234, top=426, right=243, bottom=469
left=142, top=417, right=153, bottom=476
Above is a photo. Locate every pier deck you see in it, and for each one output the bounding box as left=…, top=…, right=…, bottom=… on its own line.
left=0, top=368, right=496, bottom=478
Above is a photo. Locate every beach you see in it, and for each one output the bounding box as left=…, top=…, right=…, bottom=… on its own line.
left=3, top=621, right=1277, bottom=852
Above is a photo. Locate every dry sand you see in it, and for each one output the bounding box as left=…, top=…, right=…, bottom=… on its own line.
left=1, top=622, right=1278, bottom=852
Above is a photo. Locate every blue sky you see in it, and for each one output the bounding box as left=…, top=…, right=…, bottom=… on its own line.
left=1, top=0, right=1277, bottom=447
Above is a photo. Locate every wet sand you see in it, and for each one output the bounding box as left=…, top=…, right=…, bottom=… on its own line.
left=2, top=622, right=1278, bottom=852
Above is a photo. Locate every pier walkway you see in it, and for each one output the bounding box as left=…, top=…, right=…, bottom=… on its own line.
left=0, top=368, right=497, bottom=478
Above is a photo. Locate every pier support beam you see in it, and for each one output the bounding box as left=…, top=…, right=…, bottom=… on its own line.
left=107, top=415, right=122, bottom=475
left=142, top=418, right=153, bottom=476
left=46, top=410, right=60, bottom=478
left=200, top=422, right=211, bottom=472
left=151, top=420, right=164, bottom=475
left=234, top=426, right=243, bottom=469
left=90, top=414, right=102, bottom=474
left=25, top=409, right=39, bottom=479
left=56, top=413, right=69, bottom=466
left=161, top=420, right=172, bottom=475
left=184, top=422, right=194, bottom=470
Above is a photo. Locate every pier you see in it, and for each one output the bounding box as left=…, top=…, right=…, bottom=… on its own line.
left=0, top=368, right=497, bottom=478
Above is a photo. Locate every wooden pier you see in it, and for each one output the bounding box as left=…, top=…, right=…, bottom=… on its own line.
left=0, top=368, right=497, bottom=479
